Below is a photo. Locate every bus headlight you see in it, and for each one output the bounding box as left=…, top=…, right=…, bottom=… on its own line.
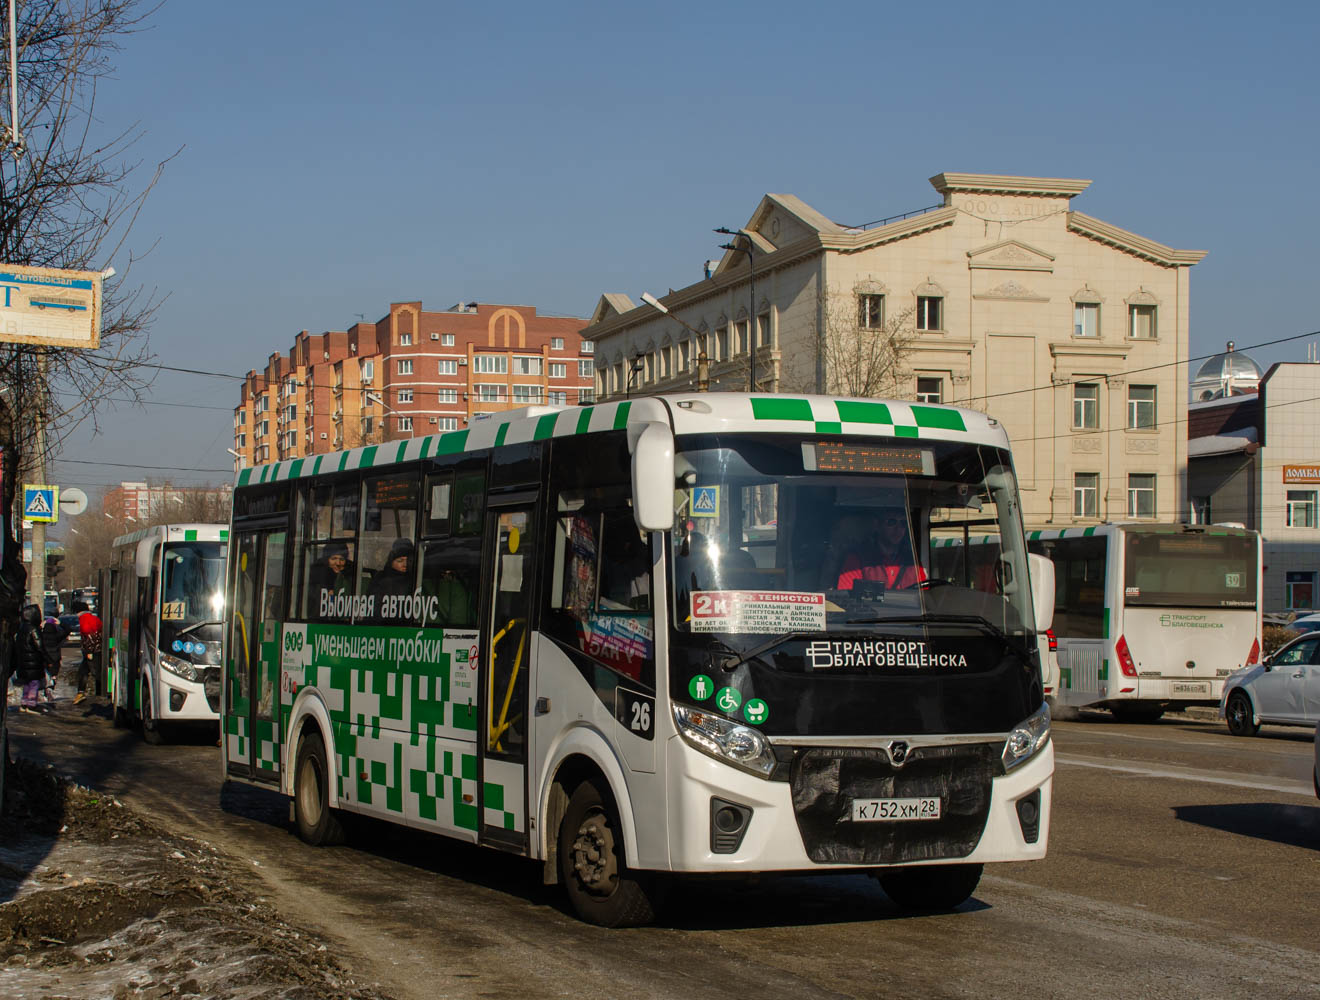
left=160, top=653, right=200, bottom=683
left=673, top=704, right=775, bottom=778
left=1002, top=702, right=1051, bottom=771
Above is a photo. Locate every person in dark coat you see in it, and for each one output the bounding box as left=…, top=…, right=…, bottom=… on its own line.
left=40, top=615, right=70, bottom=705
left=368, top=538, right=414, bottom=622
left=15, top=604, right=46, bottom=711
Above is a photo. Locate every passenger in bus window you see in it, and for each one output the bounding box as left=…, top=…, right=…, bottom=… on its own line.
left=308, top=542, right=354, bottom=619
left=369, top=538, right=415, bottom=620
left=423, top=567, right=475, bottom=627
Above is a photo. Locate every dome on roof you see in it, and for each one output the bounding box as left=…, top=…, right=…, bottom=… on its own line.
left=1191, top=341, right=1262, bottom=402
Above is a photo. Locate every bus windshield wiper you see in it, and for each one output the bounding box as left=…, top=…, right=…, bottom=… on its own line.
left=843, top=613, right=1011, bottom=639
left=713, top=632, right=814, bottom=672
left=178, top=619, right=223, bottom=636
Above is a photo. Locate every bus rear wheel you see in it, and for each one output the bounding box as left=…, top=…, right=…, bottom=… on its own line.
left=293, top=731, right=344, bottom=846
left=877, top=863, right=983, bottom=912
left=558, top=778, right=659, bottom=927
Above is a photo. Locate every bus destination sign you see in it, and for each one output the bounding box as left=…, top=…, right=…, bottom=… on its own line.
left=804, top=441, right=934, bottom=476
left=0, top=263, right=104, bottom=348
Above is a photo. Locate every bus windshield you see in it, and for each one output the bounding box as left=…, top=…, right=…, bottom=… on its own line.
left=1123, top=530, right=1257, bottom=609
left=669, top=434, right=1034, bottom=647
left=159, top=541, right=226, bottom=654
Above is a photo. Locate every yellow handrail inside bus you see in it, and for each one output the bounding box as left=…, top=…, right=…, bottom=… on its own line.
left=488, top=617, right=526, bottom=752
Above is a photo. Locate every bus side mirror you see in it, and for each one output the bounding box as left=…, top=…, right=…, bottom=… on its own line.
left=630, top=421, right=675, bottom=532
left=1027, top=553, right=1055, bottom=635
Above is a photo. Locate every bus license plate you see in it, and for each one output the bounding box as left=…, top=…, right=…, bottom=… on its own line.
left=1172, top=682, right=1209, bottom=694
left=851, top=797, right=941, bottom=822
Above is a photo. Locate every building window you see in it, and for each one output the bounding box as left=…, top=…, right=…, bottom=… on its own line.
left=1073, top=473, right=1099, bottom=518
left=397, top=359, right=413, bottom=375
left=1129, top=305, right=1157, bottom=340
left=551, top=337, right=564, bottom=350
left=474, top=354, right=508, bottom=374
left=1074, top=302, right=1099, bottom=338
left=916, top=296, right=943, bottom=331
left=1286, top=490, right=1317, bottom=528
left=1072, top=383, right=1099, bottom=429
left=679, top=340, right=691, bottom=372
left=397, top=416, right=412, bottom=431
left=735, top=320, right=749, bottom=355
left=400, top=333, right=412, bottom=346
left=435, top=417, right=456, bottom=431
left=859, top=293, right=885, bottom=330
left=442, top=334, right=455, bottom=346
left=438, top=360, right=458, bottom=375
left=397, top=389, right=413, bottom=404
left=579, top=387, right=595, bottom=404
left=1127, top=385, right=1156, bottom=429
left=578, top=360, right=593, bottom=378
left=580, top=340, right=594, bottom=354
left=363, top=417, right=374, bottom=435
left=1286, top=571, right=1316, bottom=610
left=476, top=384, right=504, bottom=402
left=437, top=389, right=458, bottom=404
left=915, top=376, right=943, bottom=404
left=1128, top=474, right=1156, bottom=518
left=361, top=360, right=374, bottom=383
left=1190, top=496, right=1212, bottom=524
left=757, top=312, right=771, bottom=347
left=236, top=433, right=246, bottom=447
left=513, top=356, right=543, bottom=375
left=717, top=327, right=728, bottom=361
left=548, top=390, right=567, bottom=405
left=549, top=362, right=566, bottom=378
left=512, top=384, right=543, bottom=404
left=238, top=411, right=247, bottom=425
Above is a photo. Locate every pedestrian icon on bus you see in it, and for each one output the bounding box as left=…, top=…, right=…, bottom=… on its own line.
left=716, top=687, right=741, bottom=713
left=689, top=674, right=713, bottom=701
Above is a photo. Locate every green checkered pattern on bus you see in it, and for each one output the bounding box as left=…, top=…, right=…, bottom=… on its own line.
left=226, top=713, right=250, bottom=764
left=235, top=395, right=980, bottom=487
left=280, top=623, right=491, bottom=832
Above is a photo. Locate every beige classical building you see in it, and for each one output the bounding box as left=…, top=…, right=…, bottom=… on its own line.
left=582, top=172, right=1206, bottom=529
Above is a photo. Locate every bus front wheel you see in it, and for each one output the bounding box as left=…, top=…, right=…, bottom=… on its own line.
left=877, top=863, right=983, bottom=912
left=293, top=731, right=344, bottom=846
left=558, top=778, right=660, bottom=927
left=141, top=685, right=165, bottom=745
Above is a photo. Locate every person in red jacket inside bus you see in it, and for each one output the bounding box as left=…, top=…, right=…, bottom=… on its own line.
left=830, top=508, right=926, bottom=592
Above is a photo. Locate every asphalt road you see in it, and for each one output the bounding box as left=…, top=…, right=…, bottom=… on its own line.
left=7, top=697, right=1319, bottom=1000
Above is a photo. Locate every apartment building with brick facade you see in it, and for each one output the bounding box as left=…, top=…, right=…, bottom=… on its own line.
left=233, top=302, right=594, bottom=467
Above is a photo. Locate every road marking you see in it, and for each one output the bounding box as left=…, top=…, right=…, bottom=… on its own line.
left=1055, top=753, right=1315, bottom=797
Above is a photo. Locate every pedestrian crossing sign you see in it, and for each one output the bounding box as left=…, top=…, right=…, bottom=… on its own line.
left=691, top=485, right=719, bottom=517
left=23, top=484, right=58, bottom=523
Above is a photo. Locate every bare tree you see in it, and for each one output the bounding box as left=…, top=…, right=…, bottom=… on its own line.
left=809, top=289, right=916, bottom=399
left=0, top=1, right=172, bottom=476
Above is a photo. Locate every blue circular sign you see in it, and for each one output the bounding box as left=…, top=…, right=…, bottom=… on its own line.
left=172, top=640, right=183, bottom=652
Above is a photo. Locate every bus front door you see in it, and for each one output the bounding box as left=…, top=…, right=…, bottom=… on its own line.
left=480, top=503, right=535, bottom=852
left=226, top=528, right=287, bottom=784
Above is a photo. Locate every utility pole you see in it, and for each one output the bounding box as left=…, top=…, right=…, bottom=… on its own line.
left=28, top=353, right=46, bottom=609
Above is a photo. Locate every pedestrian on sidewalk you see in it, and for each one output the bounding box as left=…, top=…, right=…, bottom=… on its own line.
left=40, top=614, right=69, bottom=706
left=14, top=604, right=46, bottom=711
left=74, top=600, right=102, bottom=704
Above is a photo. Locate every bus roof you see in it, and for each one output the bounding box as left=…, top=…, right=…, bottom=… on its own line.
left=112, top=523, right=230, bottom=549
left=235, top=393, right=1012, bottom=488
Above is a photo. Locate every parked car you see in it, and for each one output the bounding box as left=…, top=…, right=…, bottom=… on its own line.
left=58, top=613, right=80, bottom=642
left=1284, top=613, right=1320, bottom=634
left=1221, top=632, right=1320, bottom=736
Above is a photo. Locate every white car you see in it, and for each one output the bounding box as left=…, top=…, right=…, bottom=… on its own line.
left=1285, top=613, right=1320, bottom=634
left=1221, top=632, right=1320, bottom=737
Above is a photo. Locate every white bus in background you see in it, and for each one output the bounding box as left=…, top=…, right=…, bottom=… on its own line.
left=105, top=524, right=229, bottom=742
left=1025, top=523, right=1262, bottom=722
left=221, top=393, right=1056, bottom=926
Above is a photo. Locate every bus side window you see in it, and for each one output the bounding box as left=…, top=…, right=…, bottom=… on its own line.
left=298, top=478, right=360, bottom=622
left=357, top=471, right=421, bottom=623
left=419, top=541, right=478, bottom=628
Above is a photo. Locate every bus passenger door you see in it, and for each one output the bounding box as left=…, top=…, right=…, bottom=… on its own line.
left=226, top=528, right=287, bottom=783
left=480, top=503, right=535, bottom=852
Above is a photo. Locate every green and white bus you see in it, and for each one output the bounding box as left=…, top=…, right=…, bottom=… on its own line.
left=1025, top=523, right=1262, bottom=721
left=221, top=394, right=1055, bottom=925
left=105, top=524, right=229, bottom=742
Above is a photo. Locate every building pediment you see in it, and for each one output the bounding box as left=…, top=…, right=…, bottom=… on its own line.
left=967, top=239, right=1056, bottom=272
left=588, top=293, right=636, bottom=326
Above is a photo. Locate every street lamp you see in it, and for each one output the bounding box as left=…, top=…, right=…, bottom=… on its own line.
left=365, top=391, right=417, bottom=438
left=714, top=227, right=757, bottom=392
left=625, top=353, right=645, bottom=399
left=226, top=447, right=244, bottom=470
left=641, top=293, right=709, bottom=391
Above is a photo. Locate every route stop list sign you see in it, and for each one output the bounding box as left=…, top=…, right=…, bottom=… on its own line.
left=0, top=263, right=104, bottom=348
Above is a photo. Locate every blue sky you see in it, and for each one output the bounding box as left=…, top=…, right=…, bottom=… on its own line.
left=49, top=0, right=1320, bottom=510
